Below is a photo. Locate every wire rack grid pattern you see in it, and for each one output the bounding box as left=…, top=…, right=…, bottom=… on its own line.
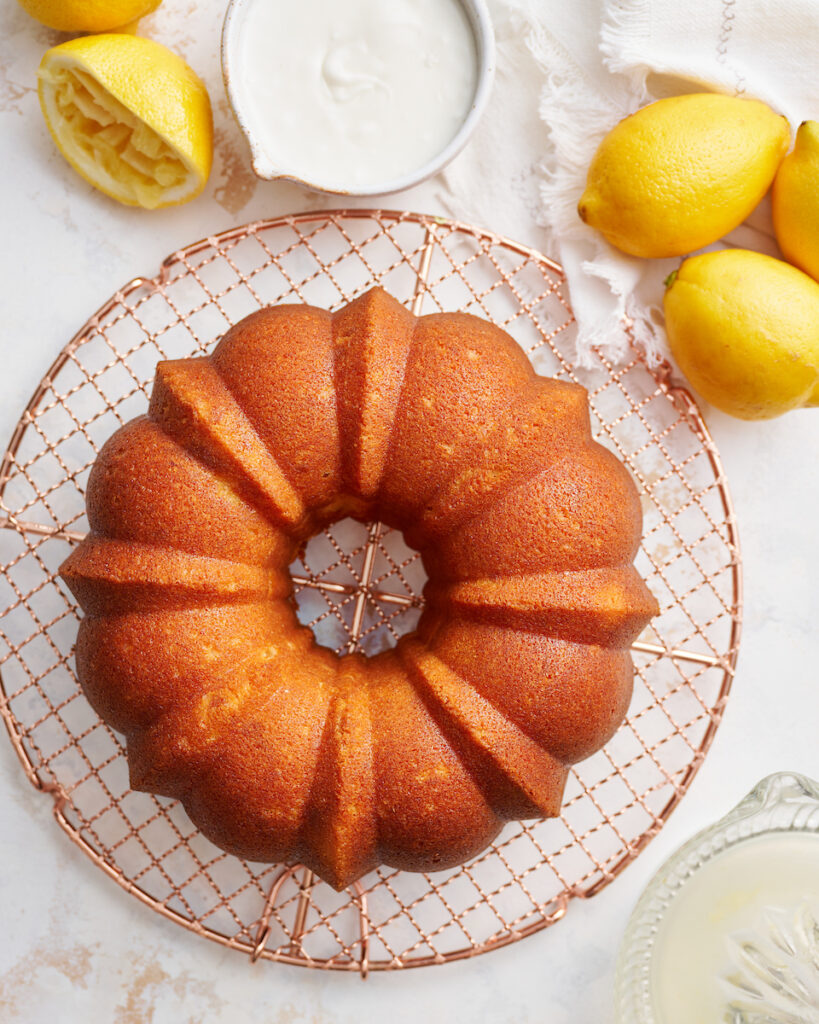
left=0, top=210, right=742, bottom=975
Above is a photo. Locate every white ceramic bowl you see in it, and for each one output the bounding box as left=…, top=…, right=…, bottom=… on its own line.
left=614, top=771, right=819, bottom=1023
left=221, top=0, right=495, bottom=196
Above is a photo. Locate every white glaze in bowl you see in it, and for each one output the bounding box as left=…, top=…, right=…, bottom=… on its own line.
left=221, top=0, right=495, bottom=196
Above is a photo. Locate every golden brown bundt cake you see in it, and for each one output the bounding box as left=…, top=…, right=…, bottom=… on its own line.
left=60, top=287, right=658, bottom=890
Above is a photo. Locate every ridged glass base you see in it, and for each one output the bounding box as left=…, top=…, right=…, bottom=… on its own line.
left=615, top=772, right=819, bottom=1024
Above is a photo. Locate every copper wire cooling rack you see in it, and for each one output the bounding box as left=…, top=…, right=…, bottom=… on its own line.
left=0, top=210, right=742, bottom=975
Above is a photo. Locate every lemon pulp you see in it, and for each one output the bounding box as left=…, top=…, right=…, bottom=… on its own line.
left=38, top=36, right=212, bottom=209
left=41, top=62, right=191, bottom=207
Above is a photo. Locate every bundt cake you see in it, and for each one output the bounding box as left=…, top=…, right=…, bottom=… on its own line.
left=60, top=287, right=658, bottom=890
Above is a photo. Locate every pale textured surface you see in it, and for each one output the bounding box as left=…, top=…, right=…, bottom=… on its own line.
left=1, top=1, right=819, bottom=1022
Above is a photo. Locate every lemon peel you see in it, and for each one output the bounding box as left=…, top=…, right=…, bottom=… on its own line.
left=664, top=249, right=819, bottom=420
left=579, top=94, right=790, bottom=259
left=16, top=0, right=161, bottom=33
left=772, top=121, right=819, bottom=283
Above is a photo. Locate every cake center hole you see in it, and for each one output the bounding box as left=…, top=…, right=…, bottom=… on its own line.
left=289, top=517, right=428, bottom=657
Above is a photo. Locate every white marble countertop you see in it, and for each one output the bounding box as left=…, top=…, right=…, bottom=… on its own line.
left=1, top=1, right=818, bottom=1021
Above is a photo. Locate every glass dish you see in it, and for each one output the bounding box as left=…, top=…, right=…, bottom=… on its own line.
left=615, top=771, right=819, bottom=1023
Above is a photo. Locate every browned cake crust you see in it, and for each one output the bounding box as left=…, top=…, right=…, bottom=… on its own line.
left=60, top=287, right=658, bottom=890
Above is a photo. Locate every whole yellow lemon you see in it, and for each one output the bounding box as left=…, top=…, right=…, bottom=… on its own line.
left=772, top=120, right=819, bottom=283
left=16, top=0, right=160, bottom=33
left=579, top=94, right=790, bottom=259
left=664, top=250, right=819, bottom=419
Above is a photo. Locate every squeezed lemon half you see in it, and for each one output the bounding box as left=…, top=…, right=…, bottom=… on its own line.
left=38, top=34, right=213, bottom=209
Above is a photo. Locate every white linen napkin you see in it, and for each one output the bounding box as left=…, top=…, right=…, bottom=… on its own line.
left=439, top=0, right=819, bottom=367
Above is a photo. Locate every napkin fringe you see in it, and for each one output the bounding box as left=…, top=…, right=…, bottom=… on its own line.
left=600, top=0, right=654, bottom=91
left=479, top=0, right=666, bottom=365
left=570, top=262, right=665, bottom=369
left=508, top=0, right=640, bottom=236
left=506, top=0, right=661, bottom=364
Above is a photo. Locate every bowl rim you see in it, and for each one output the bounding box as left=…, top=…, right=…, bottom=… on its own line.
left=220, top=0, right=496, bottom=197
left=614, top=770, right=819, bottom=1023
